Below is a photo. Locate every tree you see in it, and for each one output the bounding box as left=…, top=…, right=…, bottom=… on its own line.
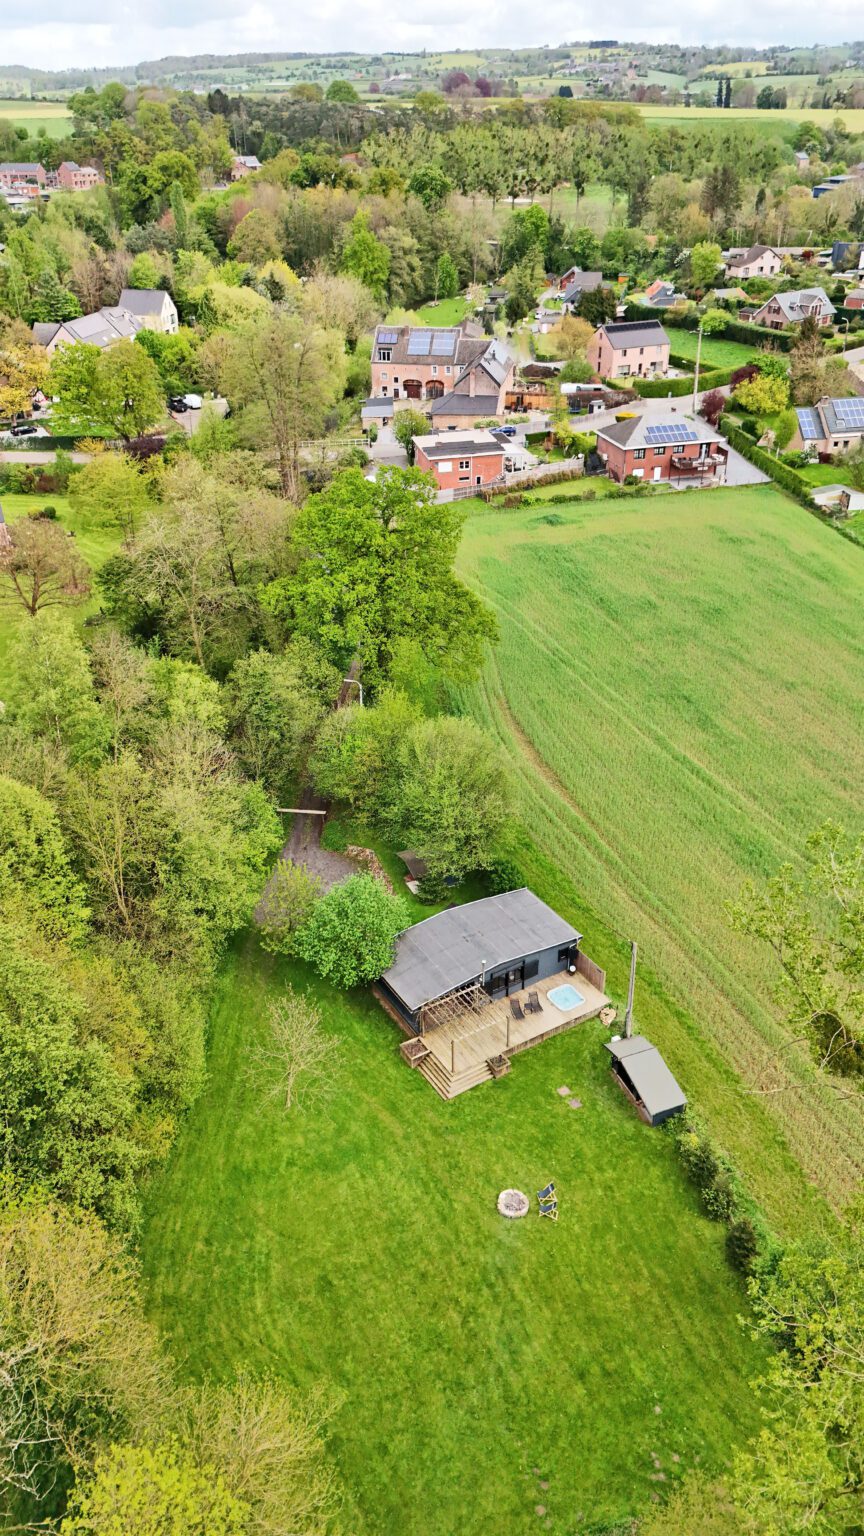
left=392, top=405, right=430, bottom=461
left=268, top=467, right=497, bottom=687
left=253, top=987, right=340, bottom=1110
left=728, top=822, right=864, bottom=1082
left=435, top=250, right=459, bottom=300
left=0, top=775, right=89, bottom=941
left=0, top=340, right=48, bottom=419
left=127, top=251, right=160, bottom=289
left=700, top=307, right=730, bottom=334
left=325, top=78, right=360, bottom=103
left=61, top=1443, right=249, bottom=1536
left=700, top=388, right=726, bottom=426
left=843, top=440, right=864, bottom=492
left=225, top=646, right=337, bottom=796
left=227, top=209, right=282, bottom=264
left=395, top=715, right=513, bottom=883
left=690, top=241, right=723, bottom=289
left=49, top=340, right=164, bottom=442
left=407, top=165, right=452, bottom=210
left=547, top=313, right=593, bottom=362
left=293, top=872, right=410, bottom=988
left=0, top=1199, right=173, bottom=1523
left=0, top=514, right=91, bottom=618
left=214, top=310, right=346, bottom=500
left=576, top=284, right=618, bottom=326
left=69, top=452, right=151, bottom=542
left=733, top=373, right=789, bottom=415
left=27, top=269, right=82, bottom=325
left=339, top=212, right=391, bottom=302
left=258, top=862, right=323, bottom=956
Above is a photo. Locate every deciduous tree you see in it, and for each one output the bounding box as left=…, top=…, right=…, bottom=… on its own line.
left=0, top=514, right=91, bottom=618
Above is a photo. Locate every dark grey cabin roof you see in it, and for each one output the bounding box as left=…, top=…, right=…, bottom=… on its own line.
left=381, top=888, right=581, bottom=1013
left=605, top=1035, right=687, bottom=1118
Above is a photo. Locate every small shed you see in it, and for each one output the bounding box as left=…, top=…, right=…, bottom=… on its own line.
left=605, top=1035, right=686, bottom=1126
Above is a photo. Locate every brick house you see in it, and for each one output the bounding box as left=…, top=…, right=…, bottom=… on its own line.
left=369, top=323, right=514, bottom=424
left=0, top=162, right=46, bottom=188
left=118, top=288, right=179, bottom=334
left=749, top=288, right=835, bottom=329
left=724, top=244, right=783, bottom=280
left=844, top=288, right=864, bottom=310
left=231, top=155, right=261, bottom=179
left=596, top=416, right=728, bottom=484
left=55, top=161, right=102, bottom=191
left=587, top=320, right=670, bottom=380
left=413, top=430, right=505, bottom=492
left=791, top=397, right=864, bottom=456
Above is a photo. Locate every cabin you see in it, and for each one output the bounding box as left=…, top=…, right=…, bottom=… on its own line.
left=375, top=889, right=609, bottom=1099
left=604, top=1035, right=686, bottom=1126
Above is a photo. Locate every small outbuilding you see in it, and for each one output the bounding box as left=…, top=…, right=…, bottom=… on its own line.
left=604, top=1035, right=686, bottom=1126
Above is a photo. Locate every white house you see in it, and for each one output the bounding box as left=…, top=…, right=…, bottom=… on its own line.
left=118, top=288, right=179, bottom=334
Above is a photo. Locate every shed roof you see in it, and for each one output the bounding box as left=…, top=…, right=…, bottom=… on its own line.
left=605, top=1035, right=687, bottom=1119
left=381, top=889, right=581, bottom=1014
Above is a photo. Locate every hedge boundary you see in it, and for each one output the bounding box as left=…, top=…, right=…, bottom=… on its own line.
left=626, top=301, right=795, bottom=352
left=720, top=411, right=864, bottom=549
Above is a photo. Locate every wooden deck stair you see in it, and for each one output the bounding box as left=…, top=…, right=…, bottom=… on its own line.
left=416, top=1052, right=495, bottom=1100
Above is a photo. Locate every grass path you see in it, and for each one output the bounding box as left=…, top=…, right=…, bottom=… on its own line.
left=456, top=485, right=864, bottom=1231
left=142, top=936, right=768, bottom=1536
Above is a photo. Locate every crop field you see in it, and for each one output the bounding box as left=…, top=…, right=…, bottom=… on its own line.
left=457, top=484, right=864, bottom=1229
left=635, top=102, right=864, bottom=130
left=664, top=326, right=761, bottom=369
left=142, top=935, right=767, bottom=1536
left=0, top=99, right=72, bottom=137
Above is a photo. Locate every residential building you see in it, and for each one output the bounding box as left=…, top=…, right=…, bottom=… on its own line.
left=0, top=162, right=46, bottom=188
left=844, top=287, right=864, bottom=310
left=794, top=150, right=810, bottom=168
left=561, top=269, right=604, bottom=308
left=813, top=174, right=855, bottom=198
left=596, top=415, right=728, bottom=484
left=724, top=244, right=783, bottom=280
left=587, top=319, right=670, bottom=379
left=749, top=287, right=835, bottom=329
left=368, top=322, right=514, bottom=424
left=412, top=429, right=505, bottom=492
left=32, top=305, right=144, bottom=354
left=711, top=286, right=748, bottom=304
left=640, top=280, right=687, bottom=309
left=231, top=155, right=261, bottom=179
left=118, top=288, right=179, bottom=334
left=54, top=161, right=102, bottom=191
left=791, top=397, right=864, bottom=455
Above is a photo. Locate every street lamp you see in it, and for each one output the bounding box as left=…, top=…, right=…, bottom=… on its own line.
left=840, top=317, right=850, bottom=353
left=691, top=311, right=706, bottom=415
left=343, top=678, right=364, bottom=706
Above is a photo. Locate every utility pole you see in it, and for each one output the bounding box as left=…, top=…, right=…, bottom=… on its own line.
left=692, top=321, right=704, bottom=415
left=624, top=941, right=637, bottom=1039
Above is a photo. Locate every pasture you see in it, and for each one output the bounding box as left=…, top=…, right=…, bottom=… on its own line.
left=664, top=326, right=761, bottom=369
left=635, top=102, right=864, bottom=131
left=457, top=484, right=864, bottom=1229
left=0, top=99, right=72, bottom=138
left=141, top=934, right=767, bottom=1536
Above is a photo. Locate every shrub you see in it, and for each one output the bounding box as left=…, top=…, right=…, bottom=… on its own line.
left=733, top=373, right=789, bottom=415
left=485, top=856, right=525, bottom=895
left=258, top=861, right=323, bottom=955
left=36, top=504, right=58, bottom=520
left=726, top=1215, right=760, bottom=1275
left=700, top=388, right=726, bottom=425
left=293, top=873, right=410, bottom=989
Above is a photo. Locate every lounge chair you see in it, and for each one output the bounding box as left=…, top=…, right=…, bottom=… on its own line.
left=509, top=996, right=525, bottom=1021
left=539, top=1203, right=558, bottom=1221
left=537, top=1182, right=556, bottom=1202
left=526, top=990, right=543, bottom=1014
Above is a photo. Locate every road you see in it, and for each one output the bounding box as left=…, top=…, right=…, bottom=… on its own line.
left=0, top=449, right=93, bottom=464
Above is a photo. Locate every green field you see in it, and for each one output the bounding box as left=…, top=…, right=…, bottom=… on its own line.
left=0, top=493, right=118, bottom=662
left=0, top=98, right=72, bottom=138
left=664, top=326, right=761, bottom=370
left=457, top=485, right=864, bottom=1229
left=141, top=934, right=767, bottom=1536
left=635, top=101, right=864, bottom=130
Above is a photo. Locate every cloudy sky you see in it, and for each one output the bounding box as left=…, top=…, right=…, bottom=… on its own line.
left=3, top=0, right=856, bottom=70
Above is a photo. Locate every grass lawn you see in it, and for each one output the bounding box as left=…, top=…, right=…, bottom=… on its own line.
left=141, top=934, right=767, bottom=1536
left=799, top=462, right=860, bottom=486
left=0, top=493, right=120, bottom=663
left=665, top=326, right=761, bottom=371
left=0, top=99, right=72, bottom=138
left=413, top=296, right=469, bottom=326
left=457, top=484, right=864, bottom=1230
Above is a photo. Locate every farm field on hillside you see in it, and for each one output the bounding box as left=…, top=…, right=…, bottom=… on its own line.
left=0, top=99, right=72, bottom=137
left=635, top=102, right=864, bottom=129
left=142, top=936, right=767, bottom=1536
left=457, top=485, right=864, bottom=1226
left=664, top=326, right=761, bottom=369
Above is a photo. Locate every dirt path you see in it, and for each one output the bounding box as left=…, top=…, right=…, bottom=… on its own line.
left=254, top=787, right=358, bottom=926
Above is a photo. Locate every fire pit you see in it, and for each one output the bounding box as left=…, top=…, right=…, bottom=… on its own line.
left=497, top=1188, right=530, bottom=1219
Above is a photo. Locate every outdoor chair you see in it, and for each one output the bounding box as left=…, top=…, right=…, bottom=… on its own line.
left=539, top=1203, right=558, bottom=1221
left=509, top=996, right=525, bottom=1021
left=537, top=1182, right=556, bottom=1202
left=526, top=990, right=543, bottom=1014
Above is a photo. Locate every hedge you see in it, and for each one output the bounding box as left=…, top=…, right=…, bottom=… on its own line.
left=629, top=365, right=733, bottom=398
left=719, top=413, right=819, bottom=506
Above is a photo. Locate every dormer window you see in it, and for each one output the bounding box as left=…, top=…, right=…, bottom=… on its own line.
left=378, top=348, right=392, bottom=362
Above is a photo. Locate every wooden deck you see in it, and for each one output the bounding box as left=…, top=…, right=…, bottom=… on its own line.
left=413, top=965, right=610, bottom=1100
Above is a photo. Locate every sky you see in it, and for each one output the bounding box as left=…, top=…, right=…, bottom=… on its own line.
left=2, top=0, right=858, bottom=71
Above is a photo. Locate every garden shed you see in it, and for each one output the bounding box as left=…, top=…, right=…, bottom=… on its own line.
left=604, top=1035, right=686, bottom=1126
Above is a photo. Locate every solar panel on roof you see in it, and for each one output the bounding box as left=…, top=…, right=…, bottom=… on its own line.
left=644, top=425, right=698, bottom=445
left=797, top=408, right=821, bottom=439
left=432, top=331, right=456, bottom=355
left=377, top=329, right=398, bottom=344
left=835, top=400, right=864, bottom=427
left=406, top=331, right=431, bottom=355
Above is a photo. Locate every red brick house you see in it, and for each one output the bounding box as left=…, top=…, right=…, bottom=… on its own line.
left=587, top=320, right=670, bottom=380
left=596, top=416, right=728, bottom=484
left=844, top=288, right=864, bottom=310
left=413, top=430, right=505, bottom=492
left=749, top=288, right=835, bottom=329
left=0, top=162, right=46, bottom=188
left=55, top=161, right=102, bottom=191
left=369, top=323, right=513, bottom=423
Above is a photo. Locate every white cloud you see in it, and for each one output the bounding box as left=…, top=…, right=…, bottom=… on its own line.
left=1, top=2, right=856, bottom=70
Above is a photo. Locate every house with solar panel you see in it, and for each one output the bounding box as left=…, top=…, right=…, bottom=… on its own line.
left=791, top=397, right=864, bottom=456
left=364, top=323, right=514, bottom=429
left=596, top=416, right=729, bottom=486
left=587, top=320, right=670, bottom=380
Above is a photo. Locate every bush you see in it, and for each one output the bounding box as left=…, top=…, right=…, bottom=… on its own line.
left=258, top=861, right=323, bottom=955
left=36, top=504, right=57, bottom=520
left=293, top=873, right=410, bottom=989
left=485, top=856, right=525, bottom=895
left=726, top=1216, right=760, bottom=1275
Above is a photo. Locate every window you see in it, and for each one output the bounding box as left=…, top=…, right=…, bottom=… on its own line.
left=621, top=348, right=628, bottom=357
left=459, top=459, right=471, bottom=470
left=674, top=445, right=685, bottom=454
left=639, top=347, right=644, bottom=355
left=523, top=958, right=539, bottom=982
left=654, top=446, right=665, bottom=456
left=445, top=365, right=451, bottom=375
left=381, top=372, right=388, bottom=381
left=632, top=448, right=645, bottom=460
left=378, top=348, right=391, bottom=362
left=431, top=365, right=438, bottom=376
left=557, top=946, right=573, bottom=966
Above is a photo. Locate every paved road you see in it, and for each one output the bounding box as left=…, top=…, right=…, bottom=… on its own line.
left=0, top=449, right=93, bottom=464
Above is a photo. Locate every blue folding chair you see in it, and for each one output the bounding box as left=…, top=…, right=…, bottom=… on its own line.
left=539, top=1202, right=558, bottom=1221
left=537, top=1182, right=556, bottom=1203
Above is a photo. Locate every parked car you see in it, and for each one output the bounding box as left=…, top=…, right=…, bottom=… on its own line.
left=495, top=425, right=517, bottom=437
left=10, top=423, right=39, bottom=437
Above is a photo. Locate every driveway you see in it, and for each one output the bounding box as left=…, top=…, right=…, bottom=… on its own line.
left=723, top=447, right=770, bottom=486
